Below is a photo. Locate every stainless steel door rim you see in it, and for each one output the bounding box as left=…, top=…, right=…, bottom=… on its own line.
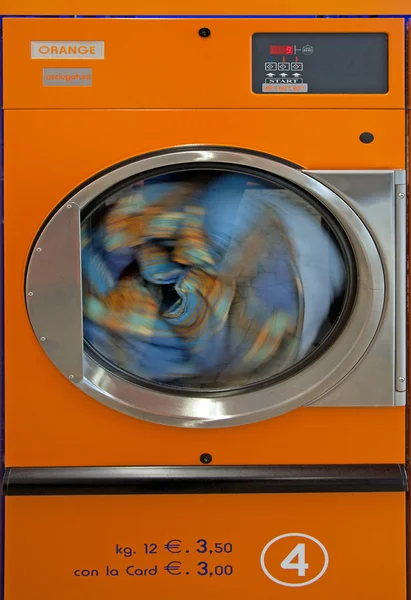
left=25, top=148, right=385, bottom=428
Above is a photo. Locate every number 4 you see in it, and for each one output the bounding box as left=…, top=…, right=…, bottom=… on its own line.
left=280, top=543, right=309, bottom=577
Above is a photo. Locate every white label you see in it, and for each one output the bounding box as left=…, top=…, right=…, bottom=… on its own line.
left=31, top=41, right=104, bottom=59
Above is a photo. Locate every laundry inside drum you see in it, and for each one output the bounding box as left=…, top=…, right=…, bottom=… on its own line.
left=81, top=168, right=352, bottom=392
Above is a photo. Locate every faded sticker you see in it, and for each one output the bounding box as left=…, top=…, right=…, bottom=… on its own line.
left=43, top=68, right=92, bottom=86
left=262, top=83, right=308, bottom=93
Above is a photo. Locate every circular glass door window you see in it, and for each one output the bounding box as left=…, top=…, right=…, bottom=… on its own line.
left=81, top=168, right=353, bottom=392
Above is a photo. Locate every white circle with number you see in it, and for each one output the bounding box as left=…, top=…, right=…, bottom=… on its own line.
left=260, top=533, right=329, bottom=587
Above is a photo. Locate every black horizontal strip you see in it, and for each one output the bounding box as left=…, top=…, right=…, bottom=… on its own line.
left=2, top=464, right=407, bottom=496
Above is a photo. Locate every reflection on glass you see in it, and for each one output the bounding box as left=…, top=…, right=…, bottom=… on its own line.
left=81, top=170, right=347, bottom=389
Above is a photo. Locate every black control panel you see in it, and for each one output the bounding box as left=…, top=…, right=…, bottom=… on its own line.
left=252, top=33, right=388, bottom=94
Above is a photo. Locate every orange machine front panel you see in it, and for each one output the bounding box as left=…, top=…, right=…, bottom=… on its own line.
left=1, top=0, right=411, bottom=16
left=4, top=108, right=406, bottom=467
left=4, top=493, right=407, bottom=599
left=2, top=17, right=405, bottom=110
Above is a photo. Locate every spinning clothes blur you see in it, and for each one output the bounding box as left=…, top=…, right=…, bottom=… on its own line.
left=82, top=172, right=346, bottom=388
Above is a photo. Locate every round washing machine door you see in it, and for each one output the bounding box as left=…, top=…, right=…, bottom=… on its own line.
left=25, top=148, right=384, bottom=428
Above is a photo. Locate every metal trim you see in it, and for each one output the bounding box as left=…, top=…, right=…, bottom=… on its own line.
left=395, top=181, right=407, bottom=393
left=25, top=149, right=387, bottom=427
left=25, top=201, right=84, bottom=382
left=2, top=465, right=407, bottom=496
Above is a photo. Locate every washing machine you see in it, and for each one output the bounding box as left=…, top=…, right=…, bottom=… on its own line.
left=0, top=6, right=409, bottom=600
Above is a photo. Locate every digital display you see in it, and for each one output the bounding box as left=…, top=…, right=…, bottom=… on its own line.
left=269, top=45, right=294, bottom=55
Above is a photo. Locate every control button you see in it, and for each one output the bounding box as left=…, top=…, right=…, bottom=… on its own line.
left=291, top=62, right=303, bottom=71
left=265, top=76, right=303, bottom=84
left=278, top=62, right=290, bottom=71
left=302, top=45, right=314, bottom=55
left=265, top=62, right=277, bottom=71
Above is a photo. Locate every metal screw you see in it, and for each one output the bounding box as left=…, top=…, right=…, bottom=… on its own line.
left=67, top=204, right=72, bottom=209
left=36, top=247, right=42, bottom=252
left=40, top=337, right=46, bottom=342
left=398, top=376, right=405, bottom=382
left=398, top=193, right=405, bottom=198
left=200, top=453, right=213, bottom=465
left=28, top=292, right=34, bottom=296
left=68, top=375, right=75, bottom=380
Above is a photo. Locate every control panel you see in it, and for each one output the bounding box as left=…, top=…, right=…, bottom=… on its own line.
left=252, top=33, right=388, bottom=94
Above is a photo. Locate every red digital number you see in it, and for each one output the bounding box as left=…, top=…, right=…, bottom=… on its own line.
left=285, top=46, right=294, bottom=54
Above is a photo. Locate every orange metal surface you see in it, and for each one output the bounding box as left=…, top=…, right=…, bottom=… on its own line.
left=2, top=18, right=405, bottom=110
left=5, top=493, right=407, bottom=598
left=2, top=12, right=409, bottom=600
left=1, top=0, right=411, bottom=16
left=3, top=107, right=406, bottom=467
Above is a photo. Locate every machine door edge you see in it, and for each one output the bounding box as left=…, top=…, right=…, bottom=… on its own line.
left=25, top=152, right=388, bottom=427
